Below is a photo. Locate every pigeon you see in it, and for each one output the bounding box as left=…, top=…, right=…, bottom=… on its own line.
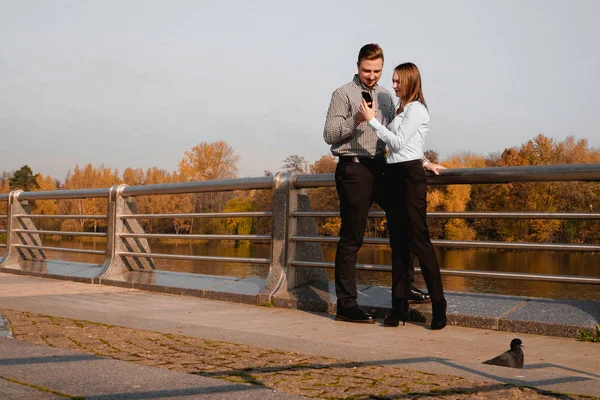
left=482, top=338, right=524, bottom=368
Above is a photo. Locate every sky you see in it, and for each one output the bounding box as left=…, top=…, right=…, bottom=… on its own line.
left=1, top=0, right=599, bottom=182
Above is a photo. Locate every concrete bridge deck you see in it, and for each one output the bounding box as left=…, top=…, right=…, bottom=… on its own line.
left=2, top=259, right=599, bottom=338
left=0, top=272, right=598, bottom=399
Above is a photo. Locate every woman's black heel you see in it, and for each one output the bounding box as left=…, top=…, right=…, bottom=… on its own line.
left=384, top=298, right=409, bottom=327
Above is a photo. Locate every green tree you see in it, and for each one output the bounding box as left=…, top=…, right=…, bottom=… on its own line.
left=222, top=197, right=257, bottom=235
left=9, top=165, right=40, bottom=191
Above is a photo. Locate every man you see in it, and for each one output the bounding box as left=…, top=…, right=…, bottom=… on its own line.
left=323, top=43, right=444, bottom=323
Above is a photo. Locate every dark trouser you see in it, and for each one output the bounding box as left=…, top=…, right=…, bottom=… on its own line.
left=334, top=158, right=415, bottom=309
left=386, top=160, right=445, bottom=305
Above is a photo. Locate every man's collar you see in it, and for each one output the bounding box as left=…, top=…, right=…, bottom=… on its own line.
left=353, top=74, right=377, bottom=90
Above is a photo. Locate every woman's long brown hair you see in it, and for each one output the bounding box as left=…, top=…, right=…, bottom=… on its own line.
left=395, top=62, right=427, bottom=114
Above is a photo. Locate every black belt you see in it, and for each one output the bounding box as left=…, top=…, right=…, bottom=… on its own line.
left=339, top=155, right=384, bottom=163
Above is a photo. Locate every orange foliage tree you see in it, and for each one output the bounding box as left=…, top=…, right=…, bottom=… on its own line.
left=59, top=164, right=121, bottom=232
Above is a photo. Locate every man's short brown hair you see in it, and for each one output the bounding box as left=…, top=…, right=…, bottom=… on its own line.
left=357, top=43, right=384, bottom=64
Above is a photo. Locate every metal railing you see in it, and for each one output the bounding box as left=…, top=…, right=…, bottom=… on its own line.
left=0, top=164, right=598, bottom=293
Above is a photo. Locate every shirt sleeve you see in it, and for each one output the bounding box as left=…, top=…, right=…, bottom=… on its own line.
left=367, top=103, right=426, bottom=153
left=323, top=90, right=359, bottom=145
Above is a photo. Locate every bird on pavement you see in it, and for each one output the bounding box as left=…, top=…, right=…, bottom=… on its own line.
left=482, top=338, right=524, bottom=368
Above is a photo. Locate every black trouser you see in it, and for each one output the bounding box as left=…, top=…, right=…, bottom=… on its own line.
left=334, top=157, right=415, bottom=309
left=385, top=159, right=445, bottom=305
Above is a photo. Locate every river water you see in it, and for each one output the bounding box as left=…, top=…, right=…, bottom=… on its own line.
left=38, top=238, right=600, bottom=301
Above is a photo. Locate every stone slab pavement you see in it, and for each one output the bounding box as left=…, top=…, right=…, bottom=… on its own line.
left=0, top=272, right=598, bottom=398
left=0, top=337, right=306, bottom=400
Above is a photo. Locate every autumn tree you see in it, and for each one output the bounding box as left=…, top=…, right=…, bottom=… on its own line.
left=59, top=164, right=121, bottom=232
left=426, top=152, right=485, bottom=240
left=178, top=141, right=240, bottom=234
left=122, top=167, right=183, bottom=233
left=31, top=174, right=60, bottom=231
left=468, top=134, right=600, bottom=244
left=1, top=171, right=11, bottom=194
left=249, top=171, right=276, bottom=235
left=307, top=155, right=340, bottom=236
left=0, top=171, right=12, bottom=229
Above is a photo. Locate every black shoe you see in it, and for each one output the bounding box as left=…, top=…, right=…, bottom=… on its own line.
left=335, top=306, right=376, bottom=324
left=384, top=300, right=409, bottom=327
left=409, top=286, right=431, bottom=303
left=431, top=299, right=447, bottom=330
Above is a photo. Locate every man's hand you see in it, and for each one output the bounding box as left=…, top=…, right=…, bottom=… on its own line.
left=425, top=162, right=446, bottom=176
left=358, top=98, right=376, bottom=122
left=355, top=112, right=367, bottom=123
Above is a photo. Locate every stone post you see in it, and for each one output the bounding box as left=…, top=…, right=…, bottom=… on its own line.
left=0, top=190, right=45, bottom=267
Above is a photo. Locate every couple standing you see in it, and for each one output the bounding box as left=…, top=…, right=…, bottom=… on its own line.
left=323, top=43, right=447, bottom=330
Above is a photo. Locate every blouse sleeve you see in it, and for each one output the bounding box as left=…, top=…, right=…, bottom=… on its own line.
left=367, top=103, right=427, bottom=153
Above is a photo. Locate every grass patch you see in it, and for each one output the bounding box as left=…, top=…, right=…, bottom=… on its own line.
left=223, top=372, right=264, bottom=386
left=0, top=375, right=83, bottom=399
left=578, top=323, right=600, bottom=343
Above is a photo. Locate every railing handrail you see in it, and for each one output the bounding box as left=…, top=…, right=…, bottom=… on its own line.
left=120, top=176, right=274, bottom=197
left=293, top=211, right=600, bottom=219
left=294, top=163, right=600, bottom=188
left=3, top=164, right=599, bottom=199
left=16, top=188, right=111, bottom=200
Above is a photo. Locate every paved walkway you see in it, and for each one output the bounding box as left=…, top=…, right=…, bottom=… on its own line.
left=0, top=273, right=598, bottom=399
left=3, top=260, right=598, bottom=339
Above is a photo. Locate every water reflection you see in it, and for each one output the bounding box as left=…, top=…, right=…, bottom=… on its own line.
left=39, top=238, right=599, bottom=301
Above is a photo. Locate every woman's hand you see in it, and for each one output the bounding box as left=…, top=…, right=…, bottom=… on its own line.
left=425, top=162, right=446, bottom=176
left=359, top=98, right=376, bottom=122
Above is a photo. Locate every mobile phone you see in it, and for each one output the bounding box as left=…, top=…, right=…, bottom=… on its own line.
left=361, top=91, right=373, bottom=108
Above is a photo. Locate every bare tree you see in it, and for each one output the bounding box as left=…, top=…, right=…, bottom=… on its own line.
left=282, top=155, right=308, bottom=173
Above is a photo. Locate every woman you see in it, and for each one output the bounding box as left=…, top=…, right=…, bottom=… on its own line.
left=359, top=62, right=447, bottom=330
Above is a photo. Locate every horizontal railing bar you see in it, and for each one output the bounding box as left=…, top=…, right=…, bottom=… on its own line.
left=13, top=244, right=106, bottom=255
left=0, top=244, right=6, bottom=248
left=293, top=211, right=600, bottom=220
left=292, top=235, right=600, bottom=251
left=0, top=194, right=8, bottom=201
left=117, top=251, right=270, bottom=264
left=293, top=164, right=600, bottom=188
left=16, top=188, right=110, bottom=200
left=13, top=229, right=106, bottom=237
left=432, top=240, right=600, bottom=251
left=0, top=230, right=6, bottom=233
left=292, top=236, right=388, bottom=244
left=427, top=212, right=600, bottom=219
left=118, top=212, right=272, bottom=219
left=0, top=216, right=6, bottom=219
left=119, top=233, right=271, bottom=241
left=121, top=176, right=274, bottom=197
left=14, top=214, right=107, bottom=220
left=291, top=261, right=600, bottom=284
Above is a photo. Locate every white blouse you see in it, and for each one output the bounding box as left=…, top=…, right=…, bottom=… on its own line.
left=367, top=101, right=429, bottom=164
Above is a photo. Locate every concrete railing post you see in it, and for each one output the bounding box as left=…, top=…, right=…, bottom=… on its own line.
left=259, top=171, right=328, bottom=305
left=101, top=184, right=155, bottom=281
left=99, top=184, right=126, bottom=278
left=259, top=171, right=293, bottom=302
left=0, top=190, right=45, bottom=267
